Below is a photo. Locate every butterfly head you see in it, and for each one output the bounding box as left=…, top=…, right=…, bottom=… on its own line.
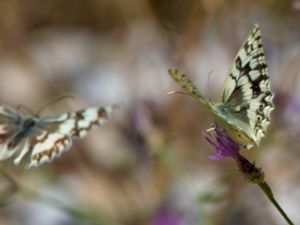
left=23, top=117, right=38, bottom=128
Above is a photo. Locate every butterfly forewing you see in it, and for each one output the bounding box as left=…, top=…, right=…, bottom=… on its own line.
left=221, top=24, right=274, bottom=145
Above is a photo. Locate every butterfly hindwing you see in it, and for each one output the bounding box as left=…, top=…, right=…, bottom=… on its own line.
left=25, top=132, right=72, bottom=168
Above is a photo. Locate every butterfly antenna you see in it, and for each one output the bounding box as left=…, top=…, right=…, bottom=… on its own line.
left=16, top=104, right=34, bottom=116
left=36, top=94, right=75, bottom=116
left=205, top=126, right=215, bottom=133
left=168, top=68, right=211, bottom=109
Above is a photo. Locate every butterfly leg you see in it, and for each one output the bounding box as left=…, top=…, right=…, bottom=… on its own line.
left=14, top=142, right=30, bottom=165
left=206, top=126, right=215, bottom=133
left=167, top=90, right=191, bottom=96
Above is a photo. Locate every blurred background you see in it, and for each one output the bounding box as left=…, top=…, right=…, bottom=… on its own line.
left=0, top=0, right=299, bottom=224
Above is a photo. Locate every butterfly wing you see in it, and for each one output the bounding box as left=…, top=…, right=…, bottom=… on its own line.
left=0, top=104, right=24, bottom=160
left=21, top=105, right=118, bottom=168
left=221, top=24, right=274, bottom=145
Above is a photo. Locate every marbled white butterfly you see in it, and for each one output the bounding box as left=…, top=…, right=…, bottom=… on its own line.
left=169, top=24, right=274, bottom=148
left=0, top=103, right=118, bottom=168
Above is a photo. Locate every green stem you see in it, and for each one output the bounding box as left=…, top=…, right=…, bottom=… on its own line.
left=258, top=181, right=294, bottom=225
left=20, top=187, right=121, bottom=225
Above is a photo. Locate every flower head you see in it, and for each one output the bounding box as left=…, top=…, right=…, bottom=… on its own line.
left=204, top=124, right=240, bottom=160
left=204, top=123, right=264, bottom=183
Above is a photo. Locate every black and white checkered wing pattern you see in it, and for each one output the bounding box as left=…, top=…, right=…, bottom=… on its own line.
left=0, top=105, right=23, bottom=161
left=26, top=105, right=117, bottom=168
left=221, top=24, right=274, bottom=145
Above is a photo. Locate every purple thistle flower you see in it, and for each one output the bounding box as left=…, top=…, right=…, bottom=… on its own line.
left=204, top=123, right=264, bottom=183
left=204, top=124, right=240, bottom=160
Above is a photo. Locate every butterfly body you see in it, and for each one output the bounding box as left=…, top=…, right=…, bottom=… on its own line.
left=169, top=24, right=274, bottom=148
left=8, top=117, right=38, bottom=149
left=208, top=102, right=256, bottom=146
left=0, top=105, right=117, bottom=168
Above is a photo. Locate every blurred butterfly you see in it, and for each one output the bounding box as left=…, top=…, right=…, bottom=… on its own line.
left=0, top=102, right=118, bottom=168
left=169, top=24, right=274, bottom=148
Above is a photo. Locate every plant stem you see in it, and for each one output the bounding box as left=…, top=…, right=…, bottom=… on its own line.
left=0, top=168, right=120, bottom=225
left=20, top=186, right=121, bottom=225
left=258, top=181, right=294, bottom=225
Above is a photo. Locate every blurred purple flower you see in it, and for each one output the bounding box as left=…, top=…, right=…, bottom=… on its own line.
left=204, top=124, right=240, bottom=160
left=130, top=99, right=160, bottom=132
left=284, top=95, right=300, bottom=123
left=151, top=206, right=182, bottom=225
